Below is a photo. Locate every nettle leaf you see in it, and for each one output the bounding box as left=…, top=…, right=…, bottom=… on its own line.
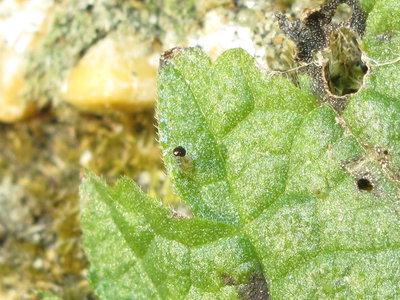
left=81, top=1, right=400, bottom=299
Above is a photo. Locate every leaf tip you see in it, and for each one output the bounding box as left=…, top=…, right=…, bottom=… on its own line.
left=79, top=171, right=105, bottom=210
left=159, top=47, right=188, bottom=69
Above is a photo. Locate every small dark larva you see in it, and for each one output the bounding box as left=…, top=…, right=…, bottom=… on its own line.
left=173, top=146, right=186, bottom=157
left=173, top=146, right=193, bottom=173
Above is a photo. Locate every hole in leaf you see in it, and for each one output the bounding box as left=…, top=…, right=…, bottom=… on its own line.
left=383, top=150, right=389, bottom=155
left=357, top=178, right=373, bottom=191
left=324, top=28, right=368, bottom=96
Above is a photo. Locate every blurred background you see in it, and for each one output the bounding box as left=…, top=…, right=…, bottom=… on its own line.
left=0, top=0, right=324, bottom=299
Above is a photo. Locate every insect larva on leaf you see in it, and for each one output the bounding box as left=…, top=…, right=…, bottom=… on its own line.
left=173, top=146, right=186, bottom=157
left=172, top=146, right=193, bottom=173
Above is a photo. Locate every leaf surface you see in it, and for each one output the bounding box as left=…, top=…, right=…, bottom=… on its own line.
left=81, top=1, right=400, bottom=298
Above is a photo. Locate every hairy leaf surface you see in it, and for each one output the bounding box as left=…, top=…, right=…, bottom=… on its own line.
left=81, top=1, right=400, bottom=298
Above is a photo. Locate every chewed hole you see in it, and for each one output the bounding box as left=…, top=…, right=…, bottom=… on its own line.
left=357, top=178, right=373, bottom=191
left=324, top=28, right=368, bottom=96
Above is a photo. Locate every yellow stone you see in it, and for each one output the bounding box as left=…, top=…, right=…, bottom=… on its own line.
left=0, top=0, right=53, bottom=123
left=62, top=35, right=158, bottom=112
left=0, top=50, right=36, bottom=122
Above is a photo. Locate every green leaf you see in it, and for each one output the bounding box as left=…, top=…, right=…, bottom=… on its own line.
left=345, top=0, right=400, bottom=176
left=81, top=173, right=236, bottom=299
left=81, top=1, right=400, bottom=298
left=359, top=0, right=378, bottom=12
left=158, top=48, right=317, bottom=224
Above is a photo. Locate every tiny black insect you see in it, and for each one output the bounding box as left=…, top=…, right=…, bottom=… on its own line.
left=173, top=146, right=186, bottom=157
